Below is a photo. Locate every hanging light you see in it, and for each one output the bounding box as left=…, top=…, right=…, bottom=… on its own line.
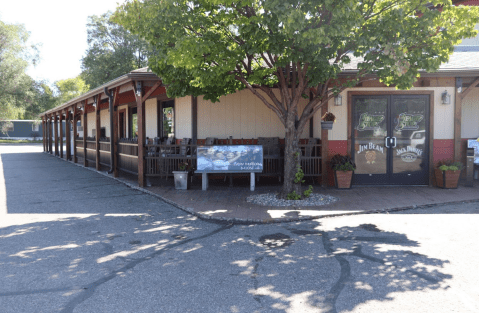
left=334, top=94, right=342, bottom=106
left=441, top=90, right=451, bottom=105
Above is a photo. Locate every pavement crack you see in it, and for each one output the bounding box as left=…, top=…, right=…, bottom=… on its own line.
left=59, top=224, right=233, bottom=313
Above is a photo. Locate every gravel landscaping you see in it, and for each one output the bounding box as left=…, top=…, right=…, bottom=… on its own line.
left=246, top=193, right=338, bottom=207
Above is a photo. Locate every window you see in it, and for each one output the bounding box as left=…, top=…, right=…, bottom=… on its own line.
left=32, top=123, right=40, bottom=132
left=161, top=100, right=175, bottom=138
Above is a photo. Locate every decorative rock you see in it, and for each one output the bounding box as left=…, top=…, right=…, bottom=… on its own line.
left=246, top=193, right=338, bottom=207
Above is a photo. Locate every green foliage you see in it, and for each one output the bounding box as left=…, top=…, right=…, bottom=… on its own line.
left=0, top=20, right=40, bottom=120
left=81, top=12, right=150, bottom=89
left=54, top=76, right=90, bottom=105
left=330, top=154, right=357, bottom=172
left=303, top=185, right=313, bottom=198
left=438, top=161, right=464, bottom=171
left=286, top=191, right=301, bottom=200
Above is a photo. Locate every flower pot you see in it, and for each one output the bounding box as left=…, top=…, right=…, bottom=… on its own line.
left=321, top=121, right=334, bottom=130
left=435, top=169, right=461, bottom=189
left=334, top=170, right=353, bottom=189
left=173, top=171, right=190, bottom=190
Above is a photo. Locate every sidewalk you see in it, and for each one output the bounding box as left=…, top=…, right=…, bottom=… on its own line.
left=111, top=172, right=479, bottom=223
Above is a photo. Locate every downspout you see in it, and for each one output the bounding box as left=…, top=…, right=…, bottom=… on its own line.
left=105, top=87, right=115, bottom=173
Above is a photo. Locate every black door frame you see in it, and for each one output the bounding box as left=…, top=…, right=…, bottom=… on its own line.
left=350, top=93, right=431, bottom=185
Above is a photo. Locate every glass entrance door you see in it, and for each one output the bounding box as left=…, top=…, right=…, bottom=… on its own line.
left=352, top=95, right=429, bottom=185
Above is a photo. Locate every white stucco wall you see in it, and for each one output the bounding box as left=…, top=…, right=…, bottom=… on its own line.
left=87, top=112, right=95, bottom=137
left=145, top=98, right=157, bottom=138
left=197, top=89, right=311, bottom=139
left=462, top=87, right=479, bottom=138
left=100, top=109, right=110, bottom=137
left=175, top=96, right=192, bottom=139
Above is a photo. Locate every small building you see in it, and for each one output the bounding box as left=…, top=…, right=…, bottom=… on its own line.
left=0, top=120, right=44, bottom=140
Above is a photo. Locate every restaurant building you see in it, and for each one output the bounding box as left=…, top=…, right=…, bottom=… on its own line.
left=40, top=33, right=479, bottom=188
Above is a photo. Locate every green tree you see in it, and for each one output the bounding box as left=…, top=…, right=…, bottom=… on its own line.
left=23, top=81, right=57, bottom=120
left=80, top=12, right=149, bottom=89
left=0, top=20, right=40, bottom=120
left=54, top=76, right=90, bottom=104
left=114, top=0, right=479, bottom=198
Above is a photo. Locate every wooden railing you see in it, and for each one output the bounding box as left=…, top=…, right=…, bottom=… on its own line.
left=144, top=142, right=322, bottom=179
left=99, top=139, right=111, bottom=166
left=118, top=138, right=138, bottom=174
left=75, top=140, right=84, bottom=158
left=85, top=140, right=96, bottom=163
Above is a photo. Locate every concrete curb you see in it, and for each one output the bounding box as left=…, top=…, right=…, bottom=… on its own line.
left=47, top=152, right=479, bottom=224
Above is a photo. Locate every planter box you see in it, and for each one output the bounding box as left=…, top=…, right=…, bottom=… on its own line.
left=321, top=121, right=334, bottom=130
left=334, top=170, right=353, bottom=189
left=435, top=169, right=461, bottom=189
left=173, top=171, right=190, bottom=190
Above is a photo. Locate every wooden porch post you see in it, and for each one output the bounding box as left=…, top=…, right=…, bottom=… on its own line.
left=59, top=112, right=64, bottom=159
left=49, top=116, right=53, bottom=154
left=83, top=103, right=88, bottom=167
left=454, top=77, right=462, bottom=163
left=66, top=109, right=71, bottom=161
left=113, top=88, right=120, bottom=177
left=95, top=96, right=101, bottom=171
left=321, top=103, right=329, bottom=187
left=73, top=106, right=78, bottom=163
left=54, top=114, right=59, bottom=156
left=136, top=82, right=146, bottom=187
left=42, top=117, right=46, bottom=152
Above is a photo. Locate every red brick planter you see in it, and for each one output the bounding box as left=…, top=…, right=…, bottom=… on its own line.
left=334, top=170, right=353, bottom=189
left=435, top=169, right=461, bottom=189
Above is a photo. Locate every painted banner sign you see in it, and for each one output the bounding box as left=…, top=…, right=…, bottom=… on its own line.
left=197, top=145, right=263, bottom=172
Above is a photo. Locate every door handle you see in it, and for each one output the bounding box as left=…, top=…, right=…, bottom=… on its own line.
left=391, top=137, right=397, bottom=148
left=384, top=137, right=390, bottom=148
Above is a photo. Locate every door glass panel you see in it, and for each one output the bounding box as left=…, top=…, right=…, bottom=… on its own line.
left=392, top=97, right=427, bottom=174
left=353, top=98, right=388, bottom=174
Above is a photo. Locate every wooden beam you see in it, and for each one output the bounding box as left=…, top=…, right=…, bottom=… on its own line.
left=59, top=112, right=64, bottom=159
left=65, top=109, right=71, bottom=161
left=113, top=88, right=120, bottom=177
left=137, top=81, right=146, bottom=187
left=321, top=102, right=329, bottom=187
left=192, top=96, right=197, bottom=144
left=454, top=78, right=463, bottom=164
left=54, top=114, right=59, bottom=156
left=141, top=80, right=162, bottom=103
left=460, top=76, right=479, bottom=100
left=95, top=95, right=101, bottom=171
left=73, top=106, right=78, bottom=163
left=83, top=102, right=88, bottom=167
left=42, top=117, right=46, bottom=152
left=49, top=115, right=53, bottom=154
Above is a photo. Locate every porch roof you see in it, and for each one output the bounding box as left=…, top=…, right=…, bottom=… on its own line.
left=40, top=68, right=160, bottom=117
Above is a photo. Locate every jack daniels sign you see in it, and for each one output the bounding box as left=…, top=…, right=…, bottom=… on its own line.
left=196, top=145, right=263, bottom=173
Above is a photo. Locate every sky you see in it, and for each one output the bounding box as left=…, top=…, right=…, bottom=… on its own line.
left=0, top=0, right=123, bottom=86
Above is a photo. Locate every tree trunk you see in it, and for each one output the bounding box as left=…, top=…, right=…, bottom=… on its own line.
left=279, top=115, right=302, bottom=199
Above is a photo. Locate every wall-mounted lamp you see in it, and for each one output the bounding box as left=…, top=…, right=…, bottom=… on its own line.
left=441, top=90, right=451, bottom=105
left=136, top=81, right=142, bottom=96
left=334, top=94, right=342, bottom=106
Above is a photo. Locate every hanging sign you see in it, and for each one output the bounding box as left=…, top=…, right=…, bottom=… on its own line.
left=357, top=113, right=385, bottom=131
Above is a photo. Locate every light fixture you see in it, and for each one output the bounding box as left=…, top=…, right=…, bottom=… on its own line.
left=441, top=90, right=451, bottom=105
left=334, top=94, right=342, bottom=106
left=136, top=81, right=142, bottom=96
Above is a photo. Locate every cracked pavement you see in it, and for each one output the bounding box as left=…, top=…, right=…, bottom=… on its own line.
left=1, top=145, right=479, bottom=312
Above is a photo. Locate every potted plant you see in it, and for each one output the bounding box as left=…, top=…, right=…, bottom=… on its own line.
left=173, top=161, right=193, bottom=190
left=321, top=112, right=336, bottom=130
left=330, top=154, right=356, bottom=189
left=435, top=161, right=463, bottom=189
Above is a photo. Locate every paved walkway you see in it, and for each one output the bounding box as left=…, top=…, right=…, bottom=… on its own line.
left=113, top=166, right=479, bottom=223
left=33, top=148, right=479, bottom=223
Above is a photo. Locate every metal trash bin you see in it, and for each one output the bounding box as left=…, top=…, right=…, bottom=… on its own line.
left=466, top=148, right=475, bottom=187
